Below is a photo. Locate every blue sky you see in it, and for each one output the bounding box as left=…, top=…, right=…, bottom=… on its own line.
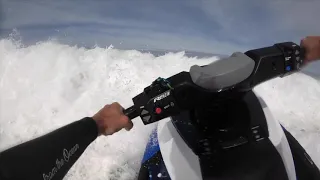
left=1, top=0, right=320, bottom=56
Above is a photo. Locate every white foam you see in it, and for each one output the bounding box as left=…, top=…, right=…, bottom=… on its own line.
left=0, top=38, right=319, bottom=179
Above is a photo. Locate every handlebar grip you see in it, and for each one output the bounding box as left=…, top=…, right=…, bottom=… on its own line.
left=300, top=47, right=307, bottom=64
left=123, top=106, right=140, bottom=120
left=300, top=47, right=306, bottom=58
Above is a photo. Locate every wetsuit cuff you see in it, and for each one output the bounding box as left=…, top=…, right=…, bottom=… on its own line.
left=82, top=117, right=99, bottom=140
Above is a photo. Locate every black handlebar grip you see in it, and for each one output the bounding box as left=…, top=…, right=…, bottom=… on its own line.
left=300, top=47, right=306, bottom=63
left=300, top=47, right=306, bottom=57
left=123, top=106, right=140, bottom=120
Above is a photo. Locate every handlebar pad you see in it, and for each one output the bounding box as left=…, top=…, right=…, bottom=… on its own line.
left=190, top=52, right=255, bottom=91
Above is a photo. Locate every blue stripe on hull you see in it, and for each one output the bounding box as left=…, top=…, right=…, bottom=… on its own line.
left=142, top=128, right=160, bottom=163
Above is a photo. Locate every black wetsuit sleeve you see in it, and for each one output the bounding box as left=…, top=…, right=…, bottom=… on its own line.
left=0, top=117, right=99, bottom=180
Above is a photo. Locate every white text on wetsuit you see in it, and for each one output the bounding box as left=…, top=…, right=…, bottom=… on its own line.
left=42, top=144, right=79, bottom=180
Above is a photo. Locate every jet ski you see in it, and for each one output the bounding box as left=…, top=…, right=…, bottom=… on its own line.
left=123, top=42, right=320, bottom=180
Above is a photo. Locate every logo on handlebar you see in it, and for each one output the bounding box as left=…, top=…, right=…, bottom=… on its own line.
left=154, top=91, right=170, bottom=103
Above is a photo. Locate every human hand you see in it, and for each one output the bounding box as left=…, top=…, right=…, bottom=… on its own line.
left=300, top=36, right=320, bottom=64
left=92, top=102, right=133, bottom=136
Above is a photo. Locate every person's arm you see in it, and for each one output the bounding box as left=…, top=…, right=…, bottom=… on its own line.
left=0, top=117, right=98, bottom=180
left=0, top=102, right=133, bottom=180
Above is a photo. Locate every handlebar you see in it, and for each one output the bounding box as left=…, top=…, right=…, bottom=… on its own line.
left=123, top=42, right=306, bottom=125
